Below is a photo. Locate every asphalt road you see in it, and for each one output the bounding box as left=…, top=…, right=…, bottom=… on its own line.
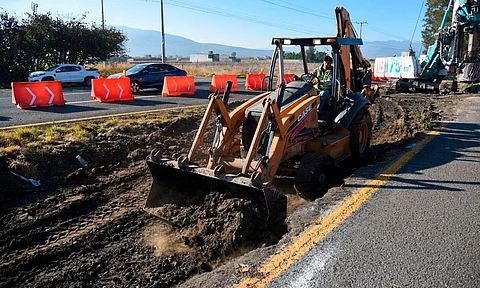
left=269, top=97, right=480, bottom=287
left=0, top=78, right=255, bottom=128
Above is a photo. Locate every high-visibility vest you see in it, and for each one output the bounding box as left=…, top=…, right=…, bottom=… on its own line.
left=314, top=68, right=332, bottom=90
left=320, top=70, right=332, bottom=90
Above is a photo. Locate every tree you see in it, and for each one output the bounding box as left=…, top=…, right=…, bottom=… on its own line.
left=0, top=11, right=24, bottom=85
left=422, top=0, right=450, bottom=52
left=306, top=47, right=327, bottom=63
left=0, top=6, right=127, bottom=87
left=284, top=51, right=302, bottom=60
left=284, top=48, right=327, bottom=62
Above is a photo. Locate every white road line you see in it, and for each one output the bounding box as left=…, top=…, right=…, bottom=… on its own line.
left=67, top=95, right=158, bottom=104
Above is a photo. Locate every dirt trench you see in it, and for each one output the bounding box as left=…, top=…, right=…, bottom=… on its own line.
left=0, top=93, right=460, bottom=287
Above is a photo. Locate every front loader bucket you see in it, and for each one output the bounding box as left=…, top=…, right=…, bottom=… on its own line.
left=145, top=156, right=287, bottom=226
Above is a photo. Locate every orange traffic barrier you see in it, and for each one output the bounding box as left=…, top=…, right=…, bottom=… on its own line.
left=91, top=78, right=134, bottom=102
left=12, top=81, right=66, bottom=109
left=276, top=74, right=296, bottom=87
left=162, top=76, right=196, bottom=97
left=210, top=74, right=239, bottom=93
left=245, top=73, right=267, bottom=90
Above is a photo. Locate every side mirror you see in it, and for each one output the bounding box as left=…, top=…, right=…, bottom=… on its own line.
left=56, top=69, right=61, bottom=72
left=142, top=70, right=149, bottom=75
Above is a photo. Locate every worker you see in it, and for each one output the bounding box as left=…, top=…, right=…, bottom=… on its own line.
left=313, top=55, right=333, bottom=97
left=313, top=55, right=333, bottom=113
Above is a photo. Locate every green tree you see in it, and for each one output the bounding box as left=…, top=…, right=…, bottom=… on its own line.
left=0, top=12, right=25, bottom=85
left=306, top=47, right=327, bottom=63
left=422, top=0, right=449, bottom=52
left=284, top=48, right=327, bottom=62
left=0, top=6, right=127, bottom=87
left=284, top=51, right=302, bottom=60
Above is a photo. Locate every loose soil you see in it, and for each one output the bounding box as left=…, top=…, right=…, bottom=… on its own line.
left=0, top=93, right=462, bottom=287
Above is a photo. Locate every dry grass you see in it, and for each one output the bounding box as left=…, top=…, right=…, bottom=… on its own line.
left=0, top=145, right=22, bottom=154
left=97, top=60, right=320, bottom=78
left=95, top=63, right=134, bottom=77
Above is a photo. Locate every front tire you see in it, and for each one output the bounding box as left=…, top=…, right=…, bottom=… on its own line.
left=349, top=107, right=372, bottom=165
left=131, top=81, right=140, bottom=93
left=294, top=152, right=335, bottom=200
left=41, top=77, right=55, bottom=81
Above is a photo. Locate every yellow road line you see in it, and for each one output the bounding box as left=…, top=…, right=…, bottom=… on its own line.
left=238, top=130, right=441, bottom=288
left=0, top=104, right=206, bottom=131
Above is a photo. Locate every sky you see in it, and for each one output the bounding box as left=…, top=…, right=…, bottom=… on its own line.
left=1, top=0, right=426, bottom=50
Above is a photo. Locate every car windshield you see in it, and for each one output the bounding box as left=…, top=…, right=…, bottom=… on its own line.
left=47, top=65, right=60, bottom=71
left=127, top=64, right=148, bottom=74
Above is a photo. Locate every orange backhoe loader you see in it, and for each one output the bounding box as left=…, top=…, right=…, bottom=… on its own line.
left=145, top=7, right=377, bottom=224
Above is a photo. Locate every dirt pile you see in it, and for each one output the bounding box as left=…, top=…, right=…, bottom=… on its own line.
left=0, top=93, right=461, bottom=287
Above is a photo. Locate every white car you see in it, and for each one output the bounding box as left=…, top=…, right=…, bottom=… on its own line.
left=28, top=64, right=100, bottom=85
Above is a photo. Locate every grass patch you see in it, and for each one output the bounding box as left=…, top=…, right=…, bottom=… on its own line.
left=103, top=118, right=119, bottom=128
left=423, top=119, right=435, bottom=130
left=41, top=126, right=67, bottom=142
left=0, top=128, right=40, bottom=146
left=65, top=124, right=92, bottom=143
left=0, top=105, right=209, bottom=150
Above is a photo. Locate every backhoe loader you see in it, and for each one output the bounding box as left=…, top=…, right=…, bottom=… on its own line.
left=145, top=7, right=377, bottom=225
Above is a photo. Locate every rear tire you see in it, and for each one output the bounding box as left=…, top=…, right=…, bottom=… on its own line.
left=349, top=107, right=372, bottom=165
left=294, top=152, right=334, bottom=200
left=131, top=81, right=140, bottom=93
left=83, top=77, right=94, bottom=86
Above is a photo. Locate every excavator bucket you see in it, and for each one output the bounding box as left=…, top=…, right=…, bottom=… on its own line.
left=145, top=155, right=287, bottom=227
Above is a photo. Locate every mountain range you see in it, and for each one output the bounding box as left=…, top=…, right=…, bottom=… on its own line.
left=116, top=26, right=423, bottom=59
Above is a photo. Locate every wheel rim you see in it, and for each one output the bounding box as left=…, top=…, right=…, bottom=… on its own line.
left=359, top=121, right=369, bottom=153
left=131, top=82, right=139, bottom=93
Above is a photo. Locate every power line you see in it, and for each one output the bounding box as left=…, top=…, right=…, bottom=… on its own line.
left=275, top=0, right=333, bottom=18
left=410, top=0, right=426, bottom=49
left=367, top=24, right=421, bottom=44
left=259, top=0, right=420, bottom=44
left=142, top=0, right=321, bottom=35
left=141, top=0, right=422, bottom=51
left=259, top=0, right=335, bottom=21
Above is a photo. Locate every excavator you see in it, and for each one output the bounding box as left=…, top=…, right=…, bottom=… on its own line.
left=145, top=7, right=377, bottom=225
left=377, top=0, right=480, bottom=93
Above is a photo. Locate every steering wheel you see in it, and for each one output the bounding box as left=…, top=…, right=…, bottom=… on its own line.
left=300, top=73, right=319, bottom=85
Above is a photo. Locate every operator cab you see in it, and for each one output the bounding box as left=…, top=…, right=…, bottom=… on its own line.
left=266, top=37, right=371, bottom=130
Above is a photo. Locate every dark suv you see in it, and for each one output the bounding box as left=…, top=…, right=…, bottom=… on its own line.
left=108, top=63, right=187, bottom=93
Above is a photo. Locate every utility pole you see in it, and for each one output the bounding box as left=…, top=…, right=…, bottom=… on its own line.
left=355, top=21, right=368, bottom=38
left=101, top=0, right=105, bottom=29
left=160, top=0, right=166, bottom=63
left=101, top=0, right=105, bottom=69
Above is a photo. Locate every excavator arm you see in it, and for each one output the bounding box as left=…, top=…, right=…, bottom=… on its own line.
left=335, top=6, right=370, bottom=69
left=334, top=6, right=375, bottom=99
